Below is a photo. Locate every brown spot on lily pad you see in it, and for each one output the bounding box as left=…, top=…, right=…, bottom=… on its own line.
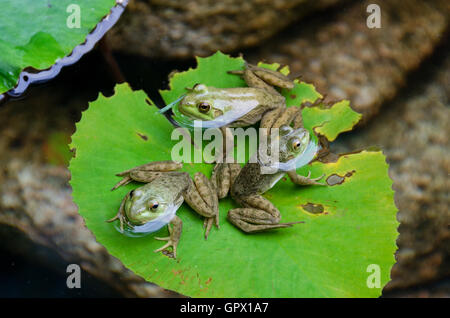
left=137, top=132, right=148, bottom=141
left=290, top=94, right=297, bottom=99
left=326, top=170, right=356, bottom=186
left=345, top=170, right=356, bottom=177
left=301, top=203, right=325, bottom=214
left=326, top=174, right=345, bottom=186
left=163, top=250, right=175, bottom=258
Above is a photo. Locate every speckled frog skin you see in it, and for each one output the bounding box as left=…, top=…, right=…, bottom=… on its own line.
left=178, top=63, right=303, bottom=129
left=215, top=125, right=325, bottom=233
left=108, top=161, right=218, bottom=258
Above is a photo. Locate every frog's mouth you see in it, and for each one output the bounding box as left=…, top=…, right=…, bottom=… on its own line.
left=177, top=104, right=219, bottom=121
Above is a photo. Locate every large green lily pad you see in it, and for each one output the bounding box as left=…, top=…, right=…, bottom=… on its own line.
left=0, top=0, right=116, bottom=94
left=70, top=52, right=398, bottom=297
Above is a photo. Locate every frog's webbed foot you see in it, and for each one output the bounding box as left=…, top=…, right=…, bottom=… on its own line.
left=154, top=216, right=182, bottom=259
left=228, top=194, right=303, bottom=233
left=112, top=160, right=183, bottom=190
left=106, top=191, right=130, bottom=232
left=287, top=170, right=327, bottom=186
left=184, top=172, right=219, bottom=239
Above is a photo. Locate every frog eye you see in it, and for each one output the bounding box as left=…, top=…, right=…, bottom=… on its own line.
left=291, top=138, right=303, bottom=151
left=149, top=201, right=159, bottom=212
left=197, top=102, right=211, bottom=113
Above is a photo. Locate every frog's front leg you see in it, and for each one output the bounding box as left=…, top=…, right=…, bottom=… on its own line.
left=287, top=170, right=326, bottom=186
left=154, top=215, right=182, bottom=258
left=183, top=172, right=219, bottom=239
left=112, top=160, right=183, bottom=190
left=106, top=191, right=130, bottom=232
left=228, top=194, right=303, bottom=233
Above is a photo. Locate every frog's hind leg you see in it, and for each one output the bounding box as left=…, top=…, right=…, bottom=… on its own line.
left=210, top=126, right=241, bottom=199
left=154, top=215, right=182, bottom=259
left=292, top=110, right=304, bottom=129
left=230, top=67, right=279, bottom=95
left=112, top=160, right=183, bottom=190
left=271, top=107, right=302, bottom=129
left=211, top=162, right=230, bottom=199
left=211, top=162, right=241, bottom=199
left=247, top=64, right=294, bottom=90
left=259, top=107, right=285, bottom=130
left=228, top=63, right=294, bottom=93
left=227, top=194, right=303, bottom=233
left=183, top=172, right=219, bottom=239
left=259, top=107, right=303, bottom=137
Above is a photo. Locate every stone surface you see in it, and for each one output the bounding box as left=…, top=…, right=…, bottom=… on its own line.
left=246, top=0, right=449, bottom=123
left=108, top=0, right=345, bottom=58
left=0, top=86, right=173, bottom=298
left=333, top=48, right=449, bottom=293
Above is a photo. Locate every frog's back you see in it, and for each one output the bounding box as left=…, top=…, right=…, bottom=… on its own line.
left=231, top=163, right=284, bottom=197
left=148, top=173, right=190, bottom=200
left=228, top=88, right=286, bottom=127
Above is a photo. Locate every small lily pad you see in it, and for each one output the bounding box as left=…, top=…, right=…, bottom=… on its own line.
left=303, top=100, right=362, bottom=141
left=0, top=0, right=117, bottom=94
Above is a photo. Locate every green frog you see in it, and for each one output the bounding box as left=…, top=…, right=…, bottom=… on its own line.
left=107, top=161, right=218, bottom=258
left=178, top=63, right=302, bottom=130
left=224, top=125, right=326, bottom=232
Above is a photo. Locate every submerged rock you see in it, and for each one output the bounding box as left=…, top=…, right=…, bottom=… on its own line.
left=108, top=0, right=346, bottom=58
left=247, top=0, right=449, bottom=122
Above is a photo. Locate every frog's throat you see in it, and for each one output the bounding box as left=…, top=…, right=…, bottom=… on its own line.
left=260, top=140, right=320, bottom=172
left=116, top=197, right=183, bottom=237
